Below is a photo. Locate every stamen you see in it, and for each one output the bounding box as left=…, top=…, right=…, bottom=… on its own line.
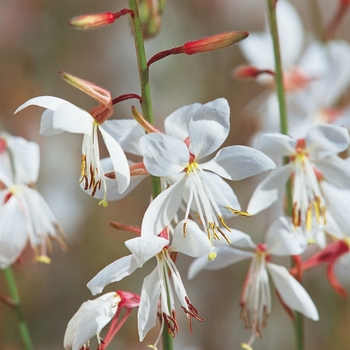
left=227, top=206, right=251, bottom=217
left=162, top=310, right=179, bottom=338
left=183, top=221, right=187, bottom=237
left=218, top=214, right=231, bottom=231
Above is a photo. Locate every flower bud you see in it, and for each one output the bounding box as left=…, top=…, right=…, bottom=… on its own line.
left=183, top=31, right=249, bottom=55
left=58, top=71, right=112, bottom=107
left=138, top=0, right=166, bottom=38
left=233, top=65, right=274, bottom=80
left=68, top=12, right=116, bottom=29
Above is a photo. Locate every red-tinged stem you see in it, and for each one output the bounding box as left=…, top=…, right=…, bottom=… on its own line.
left=112, top=93, right=142, bottom=105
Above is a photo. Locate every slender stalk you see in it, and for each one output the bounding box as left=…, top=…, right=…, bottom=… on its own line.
left=128, top=1, right=172, bottom=349
left=3, top=267, right=34, bottom=350
left=128, top=0, right=162, bottom=199
left=266, top=1, right=303, bottom=349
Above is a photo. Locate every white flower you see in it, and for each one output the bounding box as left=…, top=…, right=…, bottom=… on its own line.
left=189, top=217, right=318, bottom=347
left=15, top=96, right=130, bottom=206
left=87, top=222, right=212, bottom=344
left=140, top=98, right=275, bottom=240
left=248, top=124, right=350, bottom=232
left=64, top=292, right=121, bottom=350
left=0, top=134, right=64, bottom=267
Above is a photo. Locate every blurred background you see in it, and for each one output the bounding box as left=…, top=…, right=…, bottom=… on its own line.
left=1, top=0, right=350, bottom=349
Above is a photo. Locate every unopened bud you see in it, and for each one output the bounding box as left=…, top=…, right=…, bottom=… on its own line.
left=68, top=9, right=134, bottom=30
left=58, top=71, right=112, bottom=107
left=233, top=65, right=274, bottom=80
left=68, top=12, right=116, bottom=29
left=183, top=31, right=249, bottom=55
left=138, top=0, right=166, bottom=38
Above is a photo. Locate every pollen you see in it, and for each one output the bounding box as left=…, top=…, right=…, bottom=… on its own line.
left=185, top=161, right=199, bottom=173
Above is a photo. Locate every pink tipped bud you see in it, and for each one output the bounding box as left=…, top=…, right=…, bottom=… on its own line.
left=182, top=31, right=249, bottom=55
left=68, top=12, right=116, bottom=29
left=58, top=71, right=112, bottom=107
left=234, top=65, right=275, bottom=80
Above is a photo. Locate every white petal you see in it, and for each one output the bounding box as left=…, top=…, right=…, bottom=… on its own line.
left=201, top=145, right=275, bottom=180
left=314, top=155, right=350, bottom=188
left=266, top=217, right=306, bottom=256
left=171, top=220, right=212, bottom=257
left=141, top=174, right=187, bottom=235
left=164, top=103, right=201, bottom=140
left=16, top=96, right=95, bottom=135
left=140, top=133, right=188, bottom=176
left=138, top=268, right=161, bottom=341
left=188, top=246, right=253, bottom=279
left=189, top=98, right=230, bottom=159
left=267, top=263, right=319, bottom=320
left=306, top=124, right=349, bottom=156
left=125, top=236, right=168, bottom=267
left=64, top=293, right=119, bottom=350
left=86, top=255, right=139, bottom=295
left=0, top=195, right=28, bottom=269
left=218, top=228, right=256, bottom=249
left=99, top=126, right=130, bottom=193
left=101, top=119, right=144, bottom=155
left=5, top=135, right=40, bottom=184
left=257, top=133, right=296, bottom=157
left=247, top=164, right=292, bottom=214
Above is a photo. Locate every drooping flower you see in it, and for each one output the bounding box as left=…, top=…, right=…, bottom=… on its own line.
left=15, top=95, right=130, bottom=206
left=248, top=124, right=350, bottom=232
left=139, top=98, right=275, bottom=241
left=188, top=217, right=318, bottom=348
left=0, top=134, right=65, bottom=267
left=64, top=290, right=139, bottom=350
left=87, top=222, right=212, bottom=346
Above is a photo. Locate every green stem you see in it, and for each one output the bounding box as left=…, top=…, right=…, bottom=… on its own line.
left=128, top=2, right=172, bottom=349
left=3, top=267, right=34, bottom=350
left=266, top=1, right=303, bottom=349
left=128, top=0, right=162, bottom=199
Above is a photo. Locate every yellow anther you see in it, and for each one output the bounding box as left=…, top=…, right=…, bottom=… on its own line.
left=36, top=255, right=51, bottom=264
left=183, top=221, right=188, bottom=237
left=208, top=251, right=217, bottom=261
left=241, top=343, right=253, bottom=350
left=80, top=154, right=87, bottom=180
left=306, top=205, right=312, bottom=231
left=227, top=206, right=252, bottom=217
left=185, top=162, right=199, bottom=173
left=218, top=214, right=231, bottom=231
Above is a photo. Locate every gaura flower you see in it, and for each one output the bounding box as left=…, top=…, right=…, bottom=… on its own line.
left=0, top=134, right=65, bottom=267
left=248, top=124, right=350, bottom=232
left=15, top=96, right=130, bottom=206
left=87, top=222, right=212, bottom=346
left=188, top=217, right=318, bottom=348
left=139, top=98, right=275, bottom=241
left=64, top=290, right=139, bottom=350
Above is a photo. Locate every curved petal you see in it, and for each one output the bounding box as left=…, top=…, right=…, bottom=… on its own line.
left=6, top=135, right=40, bottom=183
left=138, top=268, right=161, bottom=341
left=218, top=228, right=256, bottom=249
left=201, top=145, right=275, bottom=180
left=314, top=155, right=350, bottom=188
left=99, top=126, right=130, bottom=193
left=247, top=164, right=292, bottom=215
left=257, top=133, right=296, bottom=157
left=306, top=124, right=349, bottom=157
left=140, top=133, right=189, bottom=176
left=267, top=263, right=319, bottom=320
left=87, top=255, right=139, bottom=295
left=164, top=103, right=201, bottom=140
left=102, top=119, right=144, bottom=155
left=189, top=98, right=230, bottom=159
left=171, top=220, right=212, bottom=257
left=0, top=195, right=28, bottom=269
left=188, top=246, right=253, bottom=279
left=24, top=98, right=93, bottom=135
left=125, top=236, right=168, bottom=267
left=141, top=174, right=187, bottom=235
left=266, top=216, right=306, bottom=256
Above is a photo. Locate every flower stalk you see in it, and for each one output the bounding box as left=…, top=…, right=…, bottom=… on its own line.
left=3, top=267, right=34, bottom=350
left=128, top=1, right=172, bottom=348
left=266, top=0, right=303, bottom=348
